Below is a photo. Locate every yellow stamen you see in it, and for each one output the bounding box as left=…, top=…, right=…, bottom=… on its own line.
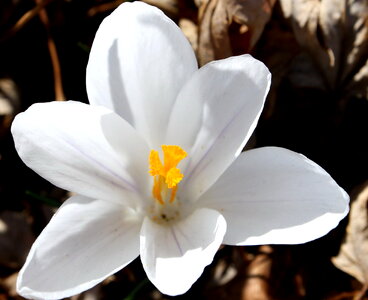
left=152, top=176, right=164, bottom=205
left=166, top=167, right=184, bottom=189
left=162, top=145, right=187, bottom=172
left=169, top=185, right=178, bottom=203
left=149, top=150, right=163, bottom=176
left=148, top=145, right=187, bottom=204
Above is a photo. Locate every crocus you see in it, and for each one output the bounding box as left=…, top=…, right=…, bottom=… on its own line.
left=12, top=2, right=349, bottom=299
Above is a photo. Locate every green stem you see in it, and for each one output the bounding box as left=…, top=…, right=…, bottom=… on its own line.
left=25, top=190, right=62, bottom=207
left=123, top=278, right=150, bottom=300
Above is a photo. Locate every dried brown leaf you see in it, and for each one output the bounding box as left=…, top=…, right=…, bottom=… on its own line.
left=332, top=182, right=368, bottom=286
left=142, top=0, right=179, bottom=18
left=179, top=18, right=198, bottom=52
left=197, top=0, right=276, bottom=65
left=205, top=246, right=273, bottom=300
left=1, top=272, right=18, bottom=298
left=279, top=0, right=368, bottom=98
left=242, top=245, right=273, bottom=300
left=0, top=78, right=20, bottom=136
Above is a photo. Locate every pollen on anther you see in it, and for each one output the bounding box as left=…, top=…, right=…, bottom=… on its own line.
left=149, top=150, right=163, bottom=176
left=166, top=167, right=184, bottom=188
left=148, top=145, right=187, bottom=204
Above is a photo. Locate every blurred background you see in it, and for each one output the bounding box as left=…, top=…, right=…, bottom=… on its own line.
left=0, top=0, right=367, bottom=299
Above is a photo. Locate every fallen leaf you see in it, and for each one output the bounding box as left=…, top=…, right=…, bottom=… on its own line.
left=197, top=0, right=276, bottom=65
left=279, top=0, right=368, bottom=99
left=0, top=78, right=20, bottom=136
left=142, top=0, right=179, bottom=18
left=179, top=18, right=199, bottom=52
left=1, top=272, right=18, bottom=298
left=332, top=182, right=368, bottom=287
left=205, top=246, right=274, bottom=300
left=242, top=245, right=273, bottom=300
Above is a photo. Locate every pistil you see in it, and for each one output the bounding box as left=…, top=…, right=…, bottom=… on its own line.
left=149, top=145, right=187, bottom=205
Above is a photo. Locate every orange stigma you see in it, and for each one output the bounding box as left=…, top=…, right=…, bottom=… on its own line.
left=149, top=145, right=187, bottom=205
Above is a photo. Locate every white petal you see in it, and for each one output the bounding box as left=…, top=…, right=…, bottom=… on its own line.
left=17, top=195, right=142, bottom=300
left=11, top=101, right=150, bottom=205
left=166, top=55, right=271, bottom=202
left=87, top=2, right=198, bottom=149
left=140, top=208, right=226, bottom=296
left=199, top=147, right=349, bottom=245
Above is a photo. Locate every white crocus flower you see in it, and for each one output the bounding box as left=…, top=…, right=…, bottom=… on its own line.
left=12, top=2, right=349, bottom=299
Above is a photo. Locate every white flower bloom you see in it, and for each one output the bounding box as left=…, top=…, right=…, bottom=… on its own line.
left=12, top=2, right=349, bottom=299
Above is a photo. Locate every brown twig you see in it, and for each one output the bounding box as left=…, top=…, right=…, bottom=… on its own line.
left=35, top=0, right=65, bottom=101
left=355, top=285, right=368, bottom=300
left=0, top=0, right=53, bottom=43
left=327, top=287, right=368, bottom=300
left=87, top=0, right=125, bottom=17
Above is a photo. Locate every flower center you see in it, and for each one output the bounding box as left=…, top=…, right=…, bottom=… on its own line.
left=148, top=145, right=187, bottom=224
left=149, top=145, right=187, bottom=204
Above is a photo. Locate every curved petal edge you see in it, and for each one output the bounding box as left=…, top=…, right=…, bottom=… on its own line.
left=17, top=196, right=142, bottom=300
left=139, top=208, right=226, bottom=295
left=198, top=146, right=349, bottom=245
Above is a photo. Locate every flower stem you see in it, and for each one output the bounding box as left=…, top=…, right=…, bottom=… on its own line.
left=25, top=190, right=62, bottom=207
left=123, top=278, right=150, bottom=300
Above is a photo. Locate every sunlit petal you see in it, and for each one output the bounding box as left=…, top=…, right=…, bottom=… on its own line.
left=17, top=195, right=142, bottom=300
left=140, top=208, right=226, bottom=295
left=199, top=147, right=349, bottom=245
left=11, top=101, right=150, bottom=205
left=87, top=2, right=198, bottom=149
left=166, top=55, right=271, bottom=202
